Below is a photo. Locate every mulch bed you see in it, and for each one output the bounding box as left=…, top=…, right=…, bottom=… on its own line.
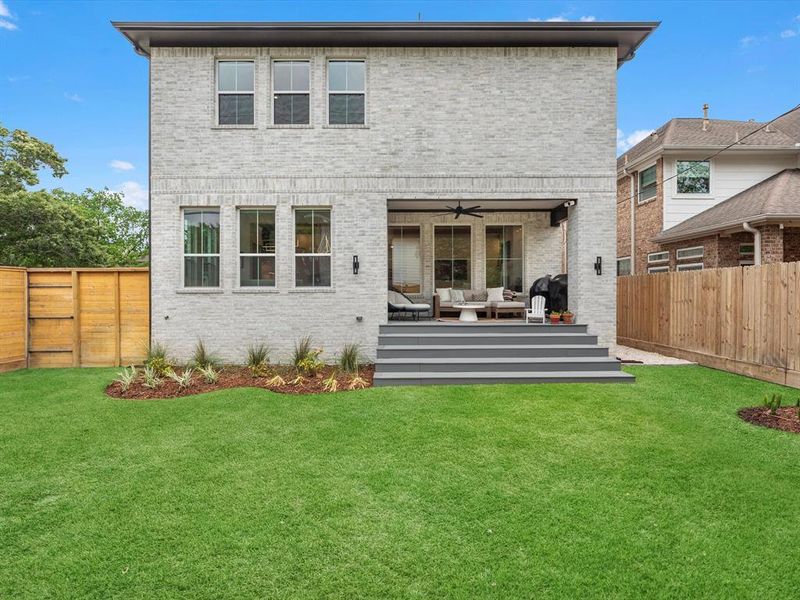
left=738, top=406, right=800, bottom=434
left=106, top=365, right=374, bottom=400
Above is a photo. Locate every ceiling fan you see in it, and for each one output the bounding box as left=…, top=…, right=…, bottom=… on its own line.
left=435, top=201, right=484, bottom=219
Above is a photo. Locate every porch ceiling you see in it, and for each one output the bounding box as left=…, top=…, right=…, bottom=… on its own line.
left=387, top=198, right=569, bottom=212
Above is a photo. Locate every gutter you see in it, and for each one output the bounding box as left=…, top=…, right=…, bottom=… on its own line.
left=742, top=222, right=761, bottom=265
left=651, top=213, right=800, bottom=244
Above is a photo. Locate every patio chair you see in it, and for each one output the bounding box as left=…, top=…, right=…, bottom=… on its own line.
left=388, top=289, right=431, bottom=321
left=526, top=295, right=546, bottom=324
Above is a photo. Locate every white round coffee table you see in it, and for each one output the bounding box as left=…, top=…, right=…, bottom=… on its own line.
left=454, top=303, right=486, bottom=322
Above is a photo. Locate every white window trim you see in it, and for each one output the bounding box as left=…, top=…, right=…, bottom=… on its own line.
left=215, top=59, right=256, bottom=128
left=647, top=251, right=669, bottom=264
left=182, top=207, right=221, bottom=289
left=484, top=224, right=525, bottom=292
left=433, top=223, right=473, bottom=291
left=293, top=207, right=333, bottom=289
left=676, top=245, right=704, bottom=260
left=675, top=159, right=712, bottom=197
left=271, top=59, right=311, bottom=126
left=325, top=58, right=367, bottom=127
left=739, top=260, right=755, bottom=266
left=388, top=224, right=423, bottom=295
left=617, top=256, right=632, bottom=277
left=637, top=162, right=658, bottom=205
left=647, top=265, right=669, bottom=274
left=237, top=208, right=277, bottom=289
left=676, top=262, right=704, bottom=271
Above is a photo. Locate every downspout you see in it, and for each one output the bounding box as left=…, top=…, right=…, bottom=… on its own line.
left=623, top=165, right=635, bottom=274
left=742, top=222, right=761, bottom=265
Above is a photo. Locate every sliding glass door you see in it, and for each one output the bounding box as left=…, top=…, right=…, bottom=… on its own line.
left=434, top=225, right=471, bottom=289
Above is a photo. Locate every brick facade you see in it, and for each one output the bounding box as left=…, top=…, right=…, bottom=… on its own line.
left=149, top=46, right=620, bottom=361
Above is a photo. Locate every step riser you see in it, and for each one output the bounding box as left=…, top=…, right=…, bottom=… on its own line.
left=377, top=347, right=610, bottom=358
left=373, top=376, right=635, bottom=386
left=380, top=324, right=588, bottom=335
left=375, top=361, right=621, bottom=373
left=379, top=335, right=598, bottom=346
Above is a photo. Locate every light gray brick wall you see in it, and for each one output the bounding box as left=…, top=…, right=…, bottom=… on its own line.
left=149, top=45, right=618, bottom=362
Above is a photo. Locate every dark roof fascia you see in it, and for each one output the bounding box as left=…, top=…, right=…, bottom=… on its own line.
left=112, top=21, right=659, bottom=67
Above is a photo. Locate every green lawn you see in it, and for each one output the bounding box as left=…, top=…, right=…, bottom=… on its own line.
left=1, top=366, right=799, bottom=599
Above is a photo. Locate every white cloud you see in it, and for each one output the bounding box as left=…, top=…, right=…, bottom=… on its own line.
left=739, top=35, right=759, bottom=48
left=0, top=1, right=11, bottom=18
left=617, top=128, right=654, bottom=153
left=109, top=159, right=135, bottom=172
left=579, top=16, right=597, bottom=22
left=0, top=18, right=16, bottom=30
left=117, top=181, right=148, bottom=209
left=780, top=29, right=798, bottom=38
left=64, top=92, right=82, bottom=102
left=0, top=1, right=17, bottom=30
left=528, top=14, right=596, bottom=22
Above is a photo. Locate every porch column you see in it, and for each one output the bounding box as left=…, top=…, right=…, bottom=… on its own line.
left=566, top=191, right=617, bottom=348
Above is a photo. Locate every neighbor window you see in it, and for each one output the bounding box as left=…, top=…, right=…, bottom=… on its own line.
left=647, top=265, right=669, bottom=274
left=648, top=251, right=669, bottom=264
left=676, top=246, right=704, bottom=260
left=485, top=225, right=523, bottom=291
left=295, top=209, right=331, bottom=287
left=677, top=262, right=704, bottom=271
left=217, top=60, right=254, bottom=125
left=739, top=243, right=755, bottom=266
left=239, top=209, right=276, bottom=287
left=273, top=60, right=310, bottom=125
left=677, top=160, right=710, bottom=194
left=328, top=60, right=365, bottom=125
left=638, top=165, right=657, bottom=203
left=184, top=209, right=220, bottom=287
left=434, top=225, right=471, bottom=289
left=388, top=226, right=421, bottom=294
left=617, top=257, right=632, bottom=276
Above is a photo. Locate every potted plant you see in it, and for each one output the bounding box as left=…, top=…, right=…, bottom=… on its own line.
left=549, top=311, right=561, bottom=324
left=561, top=310, right=574, bottom=324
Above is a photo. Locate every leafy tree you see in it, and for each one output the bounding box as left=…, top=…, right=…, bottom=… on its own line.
left=0, top=124, right=68, bottom=194
left=0, top=191, right=111, bottom=267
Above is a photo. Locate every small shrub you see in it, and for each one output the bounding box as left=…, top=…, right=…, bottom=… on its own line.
left=168, top=368, right=194, bottom=389
left=348, top=374, right=369, bottom=390
left=293, top=337, right=324, bottom=376
left=265, top=374, right=286, bottom=387
left=197, top=365, right=219, bottom=384
left=289, top=374, right=306, bottom=386
left=114, top=366, right=137, bottom=392
left=190, top=340, right=221, bottom=370
left=146, top=342, right=174, bottom=376
left=142, top=365, right=162, bottom=389
left=338, top=343, right=362, bottom=374
left=322, top=372, right=339, bottom=393
left=763, top=393, right=783, bottom=415
left=246, top=344, right=270, bottom=368
left=292, top=337, right=313, bottom=368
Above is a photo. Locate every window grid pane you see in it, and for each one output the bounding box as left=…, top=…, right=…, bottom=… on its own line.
left=184, top=210, right=220, bottom=287
left=485, top=225, right=522, bottom=291
left=295, top=209, right=331, bottom=287
left=434, top=226, right=471, bottom=289
left=388, top=226, right=421, bottom=294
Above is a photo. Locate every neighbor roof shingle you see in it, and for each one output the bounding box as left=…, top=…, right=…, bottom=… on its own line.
left=652, top=168, right=800, bottom=243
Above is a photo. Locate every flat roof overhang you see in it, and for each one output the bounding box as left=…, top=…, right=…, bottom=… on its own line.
left=112, top=21, right=659, bottom=67
left=387, top=198, right=569, bottom=212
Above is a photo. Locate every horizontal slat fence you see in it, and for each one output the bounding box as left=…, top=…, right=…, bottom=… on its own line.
left=618, top=262, right=800, bottom=387
left=0, top=267, right=149, bottom=371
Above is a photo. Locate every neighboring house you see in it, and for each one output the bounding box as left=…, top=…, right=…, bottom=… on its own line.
left=616, top=107, right=800, bottom=275
left=115, top=21, right=656, bottom=362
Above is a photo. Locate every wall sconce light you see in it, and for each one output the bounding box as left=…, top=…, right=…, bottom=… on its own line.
left=594, top=256, right=602, bottom=276
left=353, top=255, right=360, bottom=275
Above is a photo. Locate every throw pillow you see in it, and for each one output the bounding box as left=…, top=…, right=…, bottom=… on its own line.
left=502, top=289, right=515, bottom=301
left=451, top=289, right=465, bottom=303
left=487, top=287, right=504, bottom=303
left=436, top=288, right=451, bottom=302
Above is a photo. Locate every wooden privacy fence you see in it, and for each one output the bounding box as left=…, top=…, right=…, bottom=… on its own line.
left=0, top=267, right=149, bottom=372
left=618, top=262, right=800, bottom=387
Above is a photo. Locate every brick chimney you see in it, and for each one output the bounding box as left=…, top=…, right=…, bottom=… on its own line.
left=702, top=103, right=709, bottom=131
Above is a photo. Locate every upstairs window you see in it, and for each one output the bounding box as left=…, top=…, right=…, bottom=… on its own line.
left=184, top=209, right=220, bottom=287
left=328, top=60, right=365, bottom=125
left=218, top=60, right=254, bottom=125
left=638, top=165, right=657, bottom=203
left=676, top=246, right=704, bottom=260
left=648, top=251, right=669, bottom=264
left=273, top=60, right=310, bottom=125
left=677, top=160, right=710, bottom=194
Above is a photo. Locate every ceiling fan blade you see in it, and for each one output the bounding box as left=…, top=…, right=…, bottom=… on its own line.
left=444, top=206, right=455, bottom=211
left=454, top=212, right=461, bottom=219
left=468, top=213, right=484, bottom=218
left=465, top=205, right=482, bottom=211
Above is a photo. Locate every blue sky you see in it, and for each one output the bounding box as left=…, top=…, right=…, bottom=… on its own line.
left=1, top=0, right=798, bottom=209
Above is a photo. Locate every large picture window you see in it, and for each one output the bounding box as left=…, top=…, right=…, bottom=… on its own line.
left=328, top=60, right=365, bottom=125
left=184, top=209, right=220, bottom=287
left=239, top=209, right=276, bottom=287
left=217, top=60, right=254, bottom=125
left=485, top=225, right=523, bottom=291
left=388, top=226, right=421, bottom=294
left=638, top=165, right=657, bottom=203
left=273, top=60, right=310, bottom=125
left=677, top=160, right=710, bottom=194
left=295, top=209, right=331, bottom=287
left=434, top=226, right=471, bottom=289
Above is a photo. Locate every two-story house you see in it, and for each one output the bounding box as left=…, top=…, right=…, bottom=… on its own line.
left=617, top=106, right=800, bottom=276
left=115, top=21, right=657, bottom=365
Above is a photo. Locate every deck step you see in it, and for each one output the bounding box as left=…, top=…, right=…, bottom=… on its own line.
left=378, top=332, right=598, bottom=346
left=380, top=323, right=588, bottom=334
left=375, top=356, right=621, bottom=373
left=372, top=370, right=636, bottom=386
left=376, top=344, right=610, bottom=359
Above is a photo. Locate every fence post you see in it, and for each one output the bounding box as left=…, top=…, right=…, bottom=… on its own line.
left=72, top=270, right=80, bottom=368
